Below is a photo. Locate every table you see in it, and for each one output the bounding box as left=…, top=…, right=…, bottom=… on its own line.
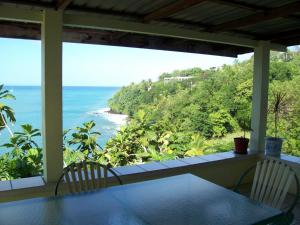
left=0, top=174, right=282, bottom=225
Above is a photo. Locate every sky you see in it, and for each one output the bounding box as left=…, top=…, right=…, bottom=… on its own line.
left=0, top=37, right=253, bottom=87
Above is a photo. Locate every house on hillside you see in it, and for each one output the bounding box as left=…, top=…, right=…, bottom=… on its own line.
left=164, top=76, right=193, bottom=84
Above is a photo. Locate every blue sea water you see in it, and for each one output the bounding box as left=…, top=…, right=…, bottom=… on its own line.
left=0, top=86, right=121, bottom=149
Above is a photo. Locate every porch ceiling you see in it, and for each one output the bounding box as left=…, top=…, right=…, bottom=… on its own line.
left=0, top=0, right=300, bottom=56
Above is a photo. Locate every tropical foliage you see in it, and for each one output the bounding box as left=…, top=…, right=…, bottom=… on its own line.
left=0, top=123, right=43, bottom=178
left=65, top=121, right=102, bottom=159
left=1, top=49, right=300, bottom=180
left=108, top=50, right=300, bottom=160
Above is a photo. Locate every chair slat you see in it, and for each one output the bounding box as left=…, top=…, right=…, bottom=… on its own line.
left=77, top=163, right=85, bottom=192
left=253, top=160, right=268, bottom=201
left=69, top=165, right=79, bottom=193
left=250, top=161, right=262, bottom=200
left=272, top=166, right=290, bottom=208
left=103, top=167, right=108, bottom=188
left=96, top=163, right=102, bottom=188
left=64, top=170, right=73, bottom=194
left=262, top=159, right=280, bottom=205
left=258, top=159, right=273, bottom=202
left=90, top=162, right=96, bottom=189
left=55, top=161, right=122, bottom=195
left=82, top=161, right=90, bottom=190
left=275, top=173, right=294, bottom=209
left=268, top=162, right=285, bottom=207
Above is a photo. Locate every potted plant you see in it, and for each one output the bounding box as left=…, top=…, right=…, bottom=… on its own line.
left=234, top=120, right=249, bottom=154
left=265, top=91, right=286, bottom=157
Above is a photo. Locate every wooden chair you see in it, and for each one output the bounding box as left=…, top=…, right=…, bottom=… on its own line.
left=55, top=161, right=122, bottom=196
left=234, top=157, right=299, bottom=225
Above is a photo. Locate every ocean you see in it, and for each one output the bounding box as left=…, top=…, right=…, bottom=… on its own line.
left=0, top=86, right=124, bottom=149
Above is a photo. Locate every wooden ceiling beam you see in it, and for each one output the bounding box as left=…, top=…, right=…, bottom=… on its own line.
left=56, top=0, right=72, bottom=10
left=278, top=37, right=300, bottom=46
left=0, top=4, right=42, bottom=22
left=209, top=0, right=267, bottom=12
left=67, top=4, right=258, bottom=39
left=0, top=2, right=254, bottom=40
left=0, top=0, right=54, bottom=8
left=209, top=1, right=300, bottom=32
left=143, top=0, right=268, bottom=22
left=65, top=5, right=258, bottom=39
left=64, top=13, right=286, bottom=51
left=0, top=0, right=298, bottom=28
left=0, top=21, right=40, bottom=39
left=0, top=2, right=289, bottom=50
left=266, top=28, right=300, bottom=42
left=63, top=31, right=244, bottom=57
left=210, top=0, right=300, bottom=24
left=143, top=0, right=206, bottom=22
left=104, top=32, right=129, bottom=42
left=0, top=21, right=245, bottom=57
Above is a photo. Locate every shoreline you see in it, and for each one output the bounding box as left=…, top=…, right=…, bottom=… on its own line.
left=90, top=108, right=129, bottom=128
left=104, top=108, right=124, bottom=115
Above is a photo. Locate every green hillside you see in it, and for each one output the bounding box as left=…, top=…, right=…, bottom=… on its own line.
left=106, top=50, right=300, bottom=166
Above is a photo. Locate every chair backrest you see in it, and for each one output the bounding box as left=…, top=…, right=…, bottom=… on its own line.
left=250, top=158, right=299, bottom=210
left=55, top=161, right=122, bottom=196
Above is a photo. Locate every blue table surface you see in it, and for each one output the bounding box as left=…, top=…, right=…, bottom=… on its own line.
left=0, top=174, right=282, bottom=225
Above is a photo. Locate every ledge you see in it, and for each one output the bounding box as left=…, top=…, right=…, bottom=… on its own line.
left=113, top=165, right=146, bottom=176
left=279, top=154, right=300, bottom=164
left=0, top=180, right=11, bottom=192
left=1, top=151, right=299, bottom=202
left=110, top=151, right=259, bottom=182
left=0, top=151, right=257, bottom=193
left=11, top=176, right=45, bottom=190
left=0, top=176, right=45, bottom=192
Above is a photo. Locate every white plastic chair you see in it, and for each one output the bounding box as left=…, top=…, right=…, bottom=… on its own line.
left=234, top=157, right=299, bottom=224
left=55, top=161, right=122, bottom=196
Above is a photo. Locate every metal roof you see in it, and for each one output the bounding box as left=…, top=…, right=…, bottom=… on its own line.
left=0, top=0, right=300, bottom=57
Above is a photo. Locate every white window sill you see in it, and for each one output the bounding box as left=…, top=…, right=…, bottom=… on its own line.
left=1, top=151, right=298, bottom=200
left=0, top=176, right=45, bottom=192
left=110, top=151, right=258, bottom=176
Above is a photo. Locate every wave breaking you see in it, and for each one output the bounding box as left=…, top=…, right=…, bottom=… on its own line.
left=88, top=107, right=128, bottom=128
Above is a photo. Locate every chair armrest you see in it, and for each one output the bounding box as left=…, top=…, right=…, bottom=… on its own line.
left=233, top=165, right=256, bottom=193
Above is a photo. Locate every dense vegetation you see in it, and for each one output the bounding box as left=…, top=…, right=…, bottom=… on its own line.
left=0, top=50, right=299, bottom=180
left=107, top=50, right=300, bottom=165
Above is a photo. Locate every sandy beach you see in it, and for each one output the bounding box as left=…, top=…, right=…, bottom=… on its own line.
left=90, top=107, right=128, bottom=128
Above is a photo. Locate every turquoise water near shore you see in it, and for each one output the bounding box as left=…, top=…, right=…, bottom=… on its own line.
left=0, top=86, right=122, bottom=149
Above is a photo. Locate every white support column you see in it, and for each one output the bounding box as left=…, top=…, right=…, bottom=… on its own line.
left=250, top=41, right=270, bottom=153
left=41, top=9, right=63, bottom=183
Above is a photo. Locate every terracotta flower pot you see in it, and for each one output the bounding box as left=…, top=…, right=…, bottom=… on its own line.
left=234, top=137, right=249, bottom=154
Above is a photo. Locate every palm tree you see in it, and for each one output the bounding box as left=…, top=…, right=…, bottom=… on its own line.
left=0, top=84, right=16, bottom=137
